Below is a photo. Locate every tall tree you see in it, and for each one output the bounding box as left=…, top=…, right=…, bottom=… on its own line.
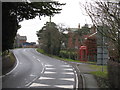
left=67, top=32, right=74, bottom=59
left=74, top=35, right=80, bottom=60
left=82, top=0, right=120, bottom=61
left=37, top=22, right=61, bottom=55
left=2, top=2, right=65, bottom=52
left=80, top=24, right=90, bottom=35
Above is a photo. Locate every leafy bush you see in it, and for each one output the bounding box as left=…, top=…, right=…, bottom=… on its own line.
left=91, top=71, right=108, bottom=79
left=93, top=74, right=109, bottom=88
left=2, top=51, right=16, bottom=75
left=90, top=64, right=109, bottom=88
left=37, top=48, right=44, bottom=54
left=107, top=60, right=120, bottom=89
left=59, top=50, right=77, bottom=60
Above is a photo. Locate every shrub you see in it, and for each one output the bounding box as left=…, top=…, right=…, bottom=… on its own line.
left=2, top=51, right=16, bottom=75
left=107, top=60, right=120, bottom=89
left=59, top=50, right=77, bottom=60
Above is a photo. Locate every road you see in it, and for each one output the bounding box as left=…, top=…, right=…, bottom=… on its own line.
left=2, top=48, right=78, bottom=89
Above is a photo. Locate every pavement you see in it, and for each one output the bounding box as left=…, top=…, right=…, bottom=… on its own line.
left=66, top=61, right=99, bottom=90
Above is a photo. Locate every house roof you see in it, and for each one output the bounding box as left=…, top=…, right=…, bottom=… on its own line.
left=17, top=34, right=27, bottom=40
left=19, top=36, right=27, bottom=40
left=69, top=28, right=78, bottom=32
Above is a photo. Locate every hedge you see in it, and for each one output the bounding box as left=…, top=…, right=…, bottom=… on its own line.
left=59, top=50, right=77, bottom=60
left=107, top=60, right=120, bottom=89
left=2, top=51, right=16, bottom=75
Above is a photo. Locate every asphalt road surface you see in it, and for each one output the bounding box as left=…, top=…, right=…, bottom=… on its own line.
left=2, top=48, right=78, bottom=89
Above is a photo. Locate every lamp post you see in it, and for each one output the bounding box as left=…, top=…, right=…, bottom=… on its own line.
left=102, top=35, right=104, bottom=72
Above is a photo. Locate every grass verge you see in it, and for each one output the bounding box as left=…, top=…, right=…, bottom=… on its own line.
left=89, top=65, right=109, bottom=88
left=36, top=48, right=96, bottom=64
left=37, top=48, right=110, bottom=88
left=89, top=65, right=107, bottom=72
left=2, top=51, right=16, bottom=75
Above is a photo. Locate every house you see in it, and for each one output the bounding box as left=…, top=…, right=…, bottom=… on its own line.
left=14, top=34, right=27, bottom=48
left=83, top=26, right=108, bottom=64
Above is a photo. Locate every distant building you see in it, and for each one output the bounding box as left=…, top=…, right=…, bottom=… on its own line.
left=83, top=26, right=97, bottom=62
left=22, top=42, right=36, bottom=48
left=14, top=34, right=27, bottom=48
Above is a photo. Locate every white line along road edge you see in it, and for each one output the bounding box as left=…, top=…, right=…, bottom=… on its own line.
left=2, top=53, right=19, bottom=77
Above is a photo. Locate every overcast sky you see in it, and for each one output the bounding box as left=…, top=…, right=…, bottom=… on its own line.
left=17, top=0, right=93, bottom=43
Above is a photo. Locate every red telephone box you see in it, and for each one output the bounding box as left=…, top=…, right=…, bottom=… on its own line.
left=80, top=46, right=88, bottom=61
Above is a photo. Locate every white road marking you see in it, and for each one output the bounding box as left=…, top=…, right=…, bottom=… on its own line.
left=63, top=68, right=73, bottom=71
left=45, top=65, right=54, bottom=67
left=37, top=59, right=41, bottom=62
left=25, top=76, right=38, bottom=87
left=41, top=63, right=45, bottom=74
left=30, top=74, right=36, bottom=77
left=41, top=63, right=44, bottom=67
left=35, top=49, right=41, bottom=55
left=61, top=72, right=74, bottom=75
left=61, top=65, right=71, bottom=67
left=39, top=77, right=55, bottom=80
left=46, top=67, right=56, bottom=70
left=44, top=71, right=56, bottom=74
left=3, top=53, right=19, bottom=77
left=74, top=70, right=78, bottom=89
left=59, top=78, right=74, bottom=81
left=54, top=85, right=73, bottom=88
left=29, top=83, right=50, bottom=87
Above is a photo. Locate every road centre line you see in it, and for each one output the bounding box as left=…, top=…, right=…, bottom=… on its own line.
left=25, top=59, right=45, bottom=87
left=37, top=59, right=41, bottom=61
left=25, top=65, right=45, bottom=87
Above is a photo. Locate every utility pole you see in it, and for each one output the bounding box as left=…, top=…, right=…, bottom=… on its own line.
left=49, top=16, right=51, bottom=23
left=102, top=35, right=104, bottom=72
left=102, top=26, right=105, bottom=72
